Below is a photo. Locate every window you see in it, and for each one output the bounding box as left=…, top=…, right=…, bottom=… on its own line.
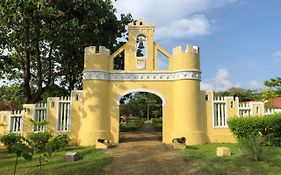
left=136, top=34, right=147, bottom=57
left=10, top=115, right=22, bottom=132
left=33, top=109, right=47, bottom=132
left=51, top=101, right=55, bottom=108
left=57, top=102, right=71, bottom=131
left=113, top=51, right=125, bottom=70
left=213, top=103, right=227, bottom=127
left=205, top=95, right=209, bottom=101
left=256, top=106, right=259, bottom=114
left=230, top=101, right=234, bottom=108
left=76, top=94, right=79, bottom=101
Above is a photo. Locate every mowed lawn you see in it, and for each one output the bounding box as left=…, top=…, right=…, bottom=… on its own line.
left=0, top=146, right=112, bottom=175
left=182, top=144, right=281, bottom=175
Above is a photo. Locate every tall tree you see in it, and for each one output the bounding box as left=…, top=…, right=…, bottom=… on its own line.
left=264, top=77, right=281, bottom=96
left=0, top=0, right=132, bottom=103
left=215, top=87, right=261, bottom=102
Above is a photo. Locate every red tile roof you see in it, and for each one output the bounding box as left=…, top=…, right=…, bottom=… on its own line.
left=271, top=97, right=281, bottom=108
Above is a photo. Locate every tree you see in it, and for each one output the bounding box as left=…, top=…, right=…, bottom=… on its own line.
left=0, top=84, right=24, bottom=110
left=264, top=77, right=281, bottom=96
left=120, top=92, right=162, bottom=120
left=215, top=87, right=261, bottom=102
left=0, top=0, right=132, bottom=103
left=261, top=89, right=277, bottom=101
left=26, top=132, right=70, bottom=174
left=0, top=133, right=32, bottom=175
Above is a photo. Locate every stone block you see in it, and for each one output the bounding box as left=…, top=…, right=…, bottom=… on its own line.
left=216, top=147, right=231, bottom=157
left=64, top=152, right=81, bottom=162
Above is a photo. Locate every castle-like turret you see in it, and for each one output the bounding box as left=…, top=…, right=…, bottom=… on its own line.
left=79, top=46, right=111, bottom=146
left=171, top=45, right=205, bottom=144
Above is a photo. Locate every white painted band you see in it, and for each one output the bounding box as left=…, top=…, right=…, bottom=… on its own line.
left=83, top=69, right=201, bottom=81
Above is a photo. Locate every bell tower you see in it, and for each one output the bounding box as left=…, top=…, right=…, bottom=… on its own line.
left=126, top=19, right=155, bottom=71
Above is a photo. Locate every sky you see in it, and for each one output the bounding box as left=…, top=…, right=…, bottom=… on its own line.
left=113, top=0, right=281, bottom=91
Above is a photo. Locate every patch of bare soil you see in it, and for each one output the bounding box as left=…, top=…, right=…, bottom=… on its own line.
left=103, top=123, right=201, bottom=175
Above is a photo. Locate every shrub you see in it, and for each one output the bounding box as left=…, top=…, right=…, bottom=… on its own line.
left=152, top=118, right=162, bottom=132
left=120, top=118, right=144, bottom=132
left=228, top=113, right=281, bottom=146
left=238, top=136, right=265, bottom=161
left=0, top=133, right=32, bottom=175
left=26, top=132, right=70, bottom=174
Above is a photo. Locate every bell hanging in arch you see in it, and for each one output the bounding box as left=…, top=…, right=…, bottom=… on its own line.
left=138, top=40, right=145, bottom=49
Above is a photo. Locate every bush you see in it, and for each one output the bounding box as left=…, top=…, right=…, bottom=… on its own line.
left=238, top=136, right=265, bottom=161
left=120, top=118, right=144, bottom=132
left=152, top=118, right=162, bottom=132
left=228, top=113, right=281, bottom=146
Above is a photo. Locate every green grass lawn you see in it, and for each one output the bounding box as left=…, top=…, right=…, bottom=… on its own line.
left=182, top=143, right=281, bottom=175
left=0, top=146, right=112, bottom=175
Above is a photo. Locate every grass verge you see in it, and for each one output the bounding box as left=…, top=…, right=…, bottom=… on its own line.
left=0, top=146, right=112, bottom=175
left=182, top=143, right=281, bottom=175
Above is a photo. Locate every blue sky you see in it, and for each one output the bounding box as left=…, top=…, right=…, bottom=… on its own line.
left=114, top=0, right=281, bottom=91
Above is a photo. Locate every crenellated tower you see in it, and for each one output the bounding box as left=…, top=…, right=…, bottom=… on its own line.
left=79, top=46, right=111, bottom=146
left=170, top=45, right=204, bottom=144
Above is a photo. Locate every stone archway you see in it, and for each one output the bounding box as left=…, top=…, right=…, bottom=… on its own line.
left=115, top=88, right=167, bottom=143
left=78, top=19, right=205, bottom=146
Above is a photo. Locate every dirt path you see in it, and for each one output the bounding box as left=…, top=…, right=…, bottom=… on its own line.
left=104, top=123, right=199, bottom=175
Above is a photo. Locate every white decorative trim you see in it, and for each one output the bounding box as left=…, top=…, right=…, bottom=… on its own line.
left=115, top=88, right=167, bottom=107
left=83, top=69, right=201, bottom=81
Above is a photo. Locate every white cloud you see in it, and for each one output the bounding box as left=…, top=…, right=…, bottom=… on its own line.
left=272, top=51, right=281, bottom=58
left=201, top=68, right=240, bottom=91
left=249, top=80, right=264, bottom=89
left=113, top=0, right=239, bottom=39
left=156, top=15, right=211, bottom=39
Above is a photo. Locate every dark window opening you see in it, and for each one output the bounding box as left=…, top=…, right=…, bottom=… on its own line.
left=114, top=51, right=125, bottom=70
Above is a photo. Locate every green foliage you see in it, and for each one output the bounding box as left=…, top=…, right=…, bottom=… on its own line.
left=228, top=114, right=281, bottom=146
left=0, top=85, right=24, bottom=110
left=119, top=118, right=144, bottom=132
left=26, top=132, right=70, bottom=174
left=238, top=136, right=265, bottom=161
left=261, top=89, right=277, bottom=101
left=29, top=118, right=48, bottom=128
left=120, top=92, right=162, bottom=119
left=46, top=134, right=70, bottom=155
left=215, top=87, right=262, bottom=102
left=0, top=133, right=32, bottom=175
left=264, top=77, right=281, bottom=97
left=0, top=133, right=22, bottom=153
left=0, top=0, right=133, bottom=103
left=151, top=118, right=162, bottom=132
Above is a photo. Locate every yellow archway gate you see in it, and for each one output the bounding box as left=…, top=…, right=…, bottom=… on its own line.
left=79, top=19, right=205, bottom=146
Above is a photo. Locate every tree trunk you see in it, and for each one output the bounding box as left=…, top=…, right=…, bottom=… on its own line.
left=14, top=156, right=18, bottom=175
left=22, top=18, right=32, bottom=104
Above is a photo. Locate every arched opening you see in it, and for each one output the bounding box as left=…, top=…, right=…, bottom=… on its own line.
left=118, top=91, right=163, bottom=143
left=136, top=34, right=147, bottom=57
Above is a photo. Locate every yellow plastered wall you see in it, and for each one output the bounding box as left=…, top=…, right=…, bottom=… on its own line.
left=0, top=111, right=10, bottom=135
left=203, top=91, right=237, bottom=143
left=79, top=80, right=110, bottom=145
left=47, top=97, right=59, bottom=133
left=22, top=104, right=35, bottom=134
left=251, top=103, right=264, bottom=116
left=69, top=91, right=83, bottom=145
left=80, top=19, right=205, bottom=146
left=126, top=19, right=155, bottom=71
